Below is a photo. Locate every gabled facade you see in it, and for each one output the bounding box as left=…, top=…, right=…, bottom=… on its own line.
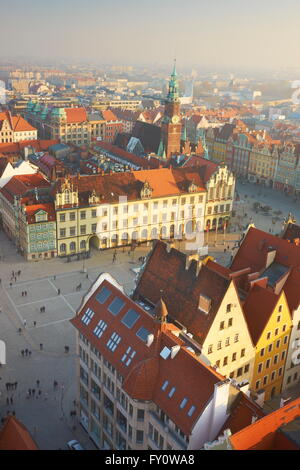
left=0, top=111, right=37, bottom=143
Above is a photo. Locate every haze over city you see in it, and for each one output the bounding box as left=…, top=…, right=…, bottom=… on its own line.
left=1, top=0, right=300, bottom=72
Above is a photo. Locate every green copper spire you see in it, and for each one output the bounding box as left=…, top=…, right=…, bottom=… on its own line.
left=167, top=60, right=179, bottom=102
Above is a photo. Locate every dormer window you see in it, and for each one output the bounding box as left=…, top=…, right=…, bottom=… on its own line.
left=188, top=181, right=198, bottom=193
left=198, top=294, right=211, bottom=314
left=140, top=181, right=153, bottom=199
left=64, top=189, right=70, bottom=204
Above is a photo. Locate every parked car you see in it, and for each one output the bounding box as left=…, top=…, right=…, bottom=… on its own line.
left=67, top=440, right=84, bottom=450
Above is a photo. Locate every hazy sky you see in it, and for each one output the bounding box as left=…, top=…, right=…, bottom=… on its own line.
left=1, top=0, right=300, bottom=70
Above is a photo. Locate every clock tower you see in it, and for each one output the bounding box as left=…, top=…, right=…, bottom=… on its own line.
left=161, top=60, right=181, bottom=159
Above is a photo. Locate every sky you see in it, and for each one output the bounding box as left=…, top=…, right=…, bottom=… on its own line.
left=1, top=0, right=300, bottom=71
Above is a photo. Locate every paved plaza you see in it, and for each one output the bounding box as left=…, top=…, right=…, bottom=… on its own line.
left=0, top=179, right=299, bottom=449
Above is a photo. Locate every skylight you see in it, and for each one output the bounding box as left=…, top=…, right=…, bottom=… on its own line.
left=136, top=326, right=150, bottom=342
left=161, top=380, right=169, bottom=391
left=168, top=387, right=176, bottom=398
left=188, top=405, right=196, bottom=417
left=95, top=286, right=111, bottom=304
left=121, top=346, right=136, bottom=367
left=160, top=346, right=171, bottom=360
left=180, top=398, right=188, bottom=409
left=121, top=309, right=140, bottom=329
left=108, top=297, right=125, bottom=316
left=81, top=307, right=95, bottom=325
left=106, top=332, right=122, bottom=352
left=93, top=319, right=107, bottom=338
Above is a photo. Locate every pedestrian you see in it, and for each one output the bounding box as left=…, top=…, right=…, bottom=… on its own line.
left=25, top=349, right=28, bottom=356
left=53, top=380, right=57, bottom=389
left=57, top=289, right=60, bottom=295
left=21, top=291, right=24, bottom=297
left=10, top=397, right=13, bottom=405
left=28, top=350, right=32, bottom=357
left=6, top=397, right=9, bottom=406
left=36, top=380, right=40, bottom=388
left=28, top=389, right=31, bottom=397
left=21, top=350, right=24, bottom=357
left=18, top=270, right=21, bottom=276
left=12, top=270, right=14, bottom=277
left=10, top=283, right=12, bottom=289
left=40, top=307, right=42, bottom=313
left=32, top=389, right=35, bottom=396
left=25, top=291, right=27, bottom=297
left=112, top=252, right=116, bottom=263
left=33, top=321, right=36, bottom=327
left=14, top=382, right=17, bottom=390
left=39, top=343, right=43, bottom=351
left=23, top=319, right=26, bottom=328
left=14, top=277, right=16, bottom=283
left=5, top=382, right=8, bottom=391
left=38, top=390, right=41, bottom=396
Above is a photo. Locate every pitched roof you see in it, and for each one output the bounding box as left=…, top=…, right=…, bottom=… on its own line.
left=65, top=107, right=87, bottom=123
left=101, top=109, right=118, bottom=121
left=134, top=241, right=231, bottom=343
left=0, top=416, right=38, bottom=450
left=0, top=173, right=50, bottom=203
left=23, top=202, right=56, bottom=224
left=92, top=141, right=160, bottom=169
left=0, top=112, right=36, bottom=132
left=71, top=276, right=225, bottom=435
left=0, top=140, right=59, bottom=155
left=230, top=398, right=300, bottom=450
left=282, top=223, right=300, bottom=243
left=132, top=121, right=161, bottom=154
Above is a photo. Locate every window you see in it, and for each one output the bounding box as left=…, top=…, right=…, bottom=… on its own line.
left=283, top=324, right=287, bottom=332
left=267, top=332, right=271, bottom=340
left=187, top=406, right=196, bottom=417
left=255, top=380, right=260, bottom=390
left=223, top=356, right=228, bottom=366
left=276, top=339, right=281, bottom=348
left=161, top=380, right=169, bottom=391
left=281, top=350, right=286, bottom=360
left=232, top=352, right=237, bottom=362
left=275, top=328, right=279, bottom=336
left=80, top=225, right=86, bottom=235
left=80, top=211, right=86, bottom=220
left=266, top=359, right=271, bottom=369
left=137, top=409, right=144, bottom=422
left=136, top=326, right=150, bottom=343
left=237, top=368, right=243, bottom=377
left=234, top=334, right=239, bottom=343
left=271, top=371, right=276, bottom=381
left=217, top=341, right=222, bottom=350
left=215, top=360, right=220, bottom=368
left=168, top=387, right=176, bottom=398
left=284, top=336, right=288, bottom=345
left=91, top=223, right=97, bottom=232
left=92, top=209, right=97, bottom=218
left=226, top=304, right=232, bottom=313
left=244, top=364, right=250, bottom=373
left=108, top=297, right=125, bottom=316
left=122, top=309, right=140, bottom=329
left=297, top=321, right=300, bottom=330
left=278, top=305, right=283, bottom=312
left=70, top=226, right=76, bottom=236
left=136, top=430, right=144, bottom=444
left=208, top=345, right=213, bottom=354
left=107, top=332, right=121, bottom=352
left=220, top=321, right=225, bottom=330
left=70, top=212, right=75, bottom=221
left=258, top=363, right=263, bottom=373
left=225, top=337, right=230, bottom=347
left=274, top=355, right=279, bottom=365
left=260, top=348, right=265, bottom=357
left=180, top=398, right=188, bottom=409
left=241, top=348, right=245, bottom=357
left=93, top=319, right=107, bottom=338
left=82, top=308, right=95, bottom=325
left=268, top=344, right=273, bottom=353
left=263, top=375, right=268, bottom=385
left=96, top=287, right=111, bottom=304
left=121, top=347, right=136, bottom=367
left=228, top=318, right=233, bottom=327
left=277, top=316, right=281, bottom=323
left=60, top=228, right=66, bottom=237
left=60, top=213, right=65, bottom=222
left=278, top=367, right=283, bottom=377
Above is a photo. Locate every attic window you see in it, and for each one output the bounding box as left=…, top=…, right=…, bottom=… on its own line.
left=198, top=294, right=211, bottom=314
left=180, top=398, right=188, bottom=409
left=168, top=387, right=176, bottom=398
left=160, top=346, right=171, bottom=360
left=187, top=405, right=196, bottom=417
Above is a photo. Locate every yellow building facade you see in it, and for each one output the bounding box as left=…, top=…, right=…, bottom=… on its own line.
left=250, top=291, right=292, bottom=401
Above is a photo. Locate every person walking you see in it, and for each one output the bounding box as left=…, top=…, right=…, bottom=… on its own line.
left=39, top=343, right=43, bottom=351
left=32, top=389, right=35, bottom=397
left=33, top=321, right=36, bottom=327
left=23, top=319, right=27, bottom=328
left=28, top=350, right=32, bottom=357
left=21, top=350, right=24, bottom=357
left=25, top=349, right=28, bottom=357
left=57, top=289, right=60, bottom=295
left=10, top=397, right=13, bottom=405
left=6, top=397, right=9, bottom=406
left=36, top=380, right=40, bottom=388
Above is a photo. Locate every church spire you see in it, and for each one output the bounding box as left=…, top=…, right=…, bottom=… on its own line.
left=167, top=60, right=179, bottom=102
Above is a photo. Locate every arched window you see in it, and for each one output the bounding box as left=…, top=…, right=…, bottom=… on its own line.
left=60, top=243, right=66, bottom=252
left=64, top=190, right=70, bottom=204
left=70, top=242, right=76, bottom=252
left=141, top=229, right=148, bottom=240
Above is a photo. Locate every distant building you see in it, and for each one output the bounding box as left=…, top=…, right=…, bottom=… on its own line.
left=0, top=111, right=37, bottom=143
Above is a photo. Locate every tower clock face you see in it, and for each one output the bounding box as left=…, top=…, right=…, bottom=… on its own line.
left=172, top=115, right=180, bottom=124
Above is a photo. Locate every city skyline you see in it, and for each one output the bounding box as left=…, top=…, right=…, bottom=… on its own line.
left=1, top=0, right=300, bottom=71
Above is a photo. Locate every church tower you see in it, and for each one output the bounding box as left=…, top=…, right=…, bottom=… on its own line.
left=161, top=61, right=181, bottom=159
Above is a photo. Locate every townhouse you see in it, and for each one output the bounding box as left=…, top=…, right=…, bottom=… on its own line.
left=0, top=111, right=37, bottom=143
left=70, top=272, right=251, bottom=450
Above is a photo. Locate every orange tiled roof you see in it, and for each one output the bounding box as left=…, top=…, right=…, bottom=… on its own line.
left=0, top=416, right=38, bottom=450
left=230, top=398, right=300, bottom=450
left=0, top=112, right=36, bottom=132
left=65, top=107, right=87, bottom=123
left=71, top=277, right=225, bottom=435
left=0, top=174, right=50, bottom=204
left=102, top=109, right=118, bottom=122
left=23, top=202, right=56, bottom=224
left=0, top=139, right=59, bottom=154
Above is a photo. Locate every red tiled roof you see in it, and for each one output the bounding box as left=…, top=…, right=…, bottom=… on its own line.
left=0, top=174, right=50, bottom=204
left=102, top=109, right=118, bottom=122
left=23, top=202, right=56, bottom=224
left=0, top=139, right=59, bottom=154
left=0, top=416, right=38, bottom=450
left=230, top=398, right=300, bottom=450
left=65, top=108, right=87, bottom=123
left=134, top=241, right=231, bottom=344
left=71, top=277, right=225, bottom=435
left=0, top=112, right=36, bottom=132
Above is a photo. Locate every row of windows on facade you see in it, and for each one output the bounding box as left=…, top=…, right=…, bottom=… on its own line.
left=208, top=186, right=233, bottom=200
left=59, top=197, right=205, bottom=216
left=214, top=348, right=246, bottom=368
left=80, top=381, right=184, bottom=450
left=255, top=367, right=285, bottom=389
left=208, top=333, right=240, bottom=354
left=257, top=350, right=287, bottom=374
left=207, top=204, right=231, bottom=215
